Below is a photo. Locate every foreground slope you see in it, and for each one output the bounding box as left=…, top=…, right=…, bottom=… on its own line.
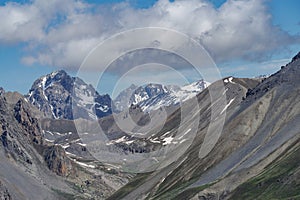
left=108, top=53, right=300, bottom=200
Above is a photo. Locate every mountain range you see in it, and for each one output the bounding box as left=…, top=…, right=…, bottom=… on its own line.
left=114, top=80, right=209, bottom=112
left=27, top=69, right=209, bottom=120
left=0, top=52, right=299, bottom=199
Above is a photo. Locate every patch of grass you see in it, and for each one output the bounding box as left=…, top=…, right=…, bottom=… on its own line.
left=231, top=145, right=300, bottom=200
left=153, top=182, right=211, bottom=200
left=106, top=173, right=151, bottom=200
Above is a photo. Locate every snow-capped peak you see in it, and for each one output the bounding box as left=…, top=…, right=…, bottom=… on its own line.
left=181, top=80, right=210, bottom=92
left=114, top=79, right=209, bottom=112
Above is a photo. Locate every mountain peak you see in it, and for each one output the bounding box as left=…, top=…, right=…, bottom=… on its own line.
left=27, top=70, right=113, bottom=120
left=292, top=51, right=300, bottom=63
left=0, top=87, right=4, bottom=96
left=245, top=51, right=300, bottom=102
left=129, top=84, right=137, bottom=88
left=49, top=69, right=68, bottom=79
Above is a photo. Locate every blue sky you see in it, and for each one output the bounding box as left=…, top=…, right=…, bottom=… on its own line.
left=0, top=0, right=299, bottom=95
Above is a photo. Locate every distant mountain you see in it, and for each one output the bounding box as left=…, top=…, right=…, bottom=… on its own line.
left=114, top=84, right=138, bottom=111
left=114, top=80, right=209, bottom=112
left=26, top=70, right=113, bottom=120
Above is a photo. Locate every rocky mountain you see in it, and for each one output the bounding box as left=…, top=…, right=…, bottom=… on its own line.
left=0, top=87, right=132, bottom=199
left=114, top=84, right=139, bottom=111
left=27, top=70, right=113, bottom=120
left=114, top=79, right=209, bottom=112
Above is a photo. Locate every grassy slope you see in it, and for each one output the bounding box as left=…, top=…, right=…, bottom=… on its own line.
left=106, top=173, right=151, bottom=200
left=230, top=142, right=300, bottom=200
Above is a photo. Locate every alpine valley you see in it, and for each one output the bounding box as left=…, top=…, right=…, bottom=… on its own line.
left=0, top=52, right=300, bottom=200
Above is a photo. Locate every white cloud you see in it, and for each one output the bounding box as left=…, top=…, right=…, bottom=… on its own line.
left=0, top=2, right=44, bottom=42
left=21, top=56, right=37, bottom=65
left=0, top=0, right=298, bottom=70
left=220, top=58, right=290, bottom=78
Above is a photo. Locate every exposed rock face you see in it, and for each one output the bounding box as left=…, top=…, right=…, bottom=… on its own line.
left=292, top=51, right=300, bottom=62
left=0, top=91, right=33, bottom=165
left=0, top=88, right=4, bottom=96
left=94, top=93, right=113, bottom=118
left=44, top=145, right=74, bottom=176
left=0, top=96, right=42, bottom=165
left=14, top=99, right=42, bottom=144
left=0, top=181, right=11, bottom=200
left=27, top=70, right=114, bottom=120
left=0, top=88, right=132, bottom=199
left=245, top=52, right=300, bottom=103
left=114, top=84, right=138, bottom=111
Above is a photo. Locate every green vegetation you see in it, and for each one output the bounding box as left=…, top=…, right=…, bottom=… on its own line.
left=106, top=173, right=151, bottom=200
left=153, top=182, right=212, bottom=200
left=231, top=145, right=300, bottom=200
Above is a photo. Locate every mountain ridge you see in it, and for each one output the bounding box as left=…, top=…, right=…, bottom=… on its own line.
left=114, top=79, right=209, bottom=112
left=107, top=52, right=300, bottom=199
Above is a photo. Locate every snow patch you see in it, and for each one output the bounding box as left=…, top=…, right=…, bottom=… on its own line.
left=150, top=138, right=161, bottom=144
left=49, top=104, right=58, bottom=119
left=106, top=136, right=127, bottom=145
left=45, top=131, right=54, bottom=136
left=162, top=131, right=170, bottom=137
left=134, top=94, right=149, bottom=104
left=97, top=105, right=109, bottom=112
left=60, top=144, right=70, bottom=149
left=220, top=98, right=235, bottom=114
left=178, top=128, right=191, bottom=140
left=77, top=143, right=87, bottom=147
left=163, top=136, right=174, bottom=145
left=73, top=159, right=95, bottom=168
left=180, top=139, right=187, bottom=144
left=224, top=77, right=235, bottom=84
left=124, top=140, right=134, bottom=145
left=152, top=157, right=159, bottom=163
left=66, top=152, right=77, bottom=157
left=222, top=88, right=228, bottom=95
left=73, top=139, right=81, bottom=143
left=44, top=138, right=54, bottom=143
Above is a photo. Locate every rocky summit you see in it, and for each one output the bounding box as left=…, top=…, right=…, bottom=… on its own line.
left=27, top=70, right=114, bottom=120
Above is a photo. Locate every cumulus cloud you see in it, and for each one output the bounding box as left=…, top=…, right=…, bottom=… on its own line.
left=0, top=0, right=298, bottom=71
